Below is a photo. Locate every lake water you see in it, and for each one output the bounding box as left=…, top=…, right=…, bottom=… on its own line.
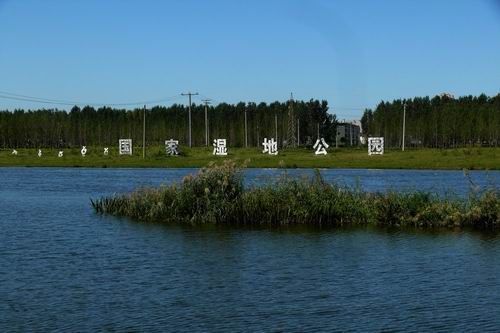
left=1, top=168, right=500, bottom=332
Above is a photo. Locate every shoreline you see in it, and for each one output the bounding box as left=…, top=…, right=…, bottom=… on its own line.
left=1, top=147, right=499, bottom=170
left=1, top=165, right=500, bottom=171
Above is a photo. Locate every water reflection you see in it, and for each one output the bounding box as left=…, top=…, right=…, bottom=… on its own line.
left=0, top=168, right=500, bottom=331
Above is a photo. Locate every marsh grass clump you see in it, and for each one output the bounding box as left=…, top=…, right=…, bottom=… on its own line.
left=92, top=162, right=500, bottom=229
left=238, top=170, right=371, bottom=226
left=92, top=160, right=244, bottom=223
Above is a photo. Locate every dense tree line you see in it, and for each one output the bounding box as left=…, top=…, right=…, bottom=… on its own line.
left=361, top=94, right=500, bottom=148
left=0, top=100, right=336, bottom=148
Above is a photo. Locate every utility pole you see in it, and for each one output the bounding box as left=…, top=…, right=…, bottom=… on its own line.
left=335, top=120, right=339, bottom=148
left=142, top=105, right=146, bottom=159
left=202, top=99, right=211, bottom=146
left=317, top=123, right=320, bottom=139
left=275, top=113, right=278, bottom=146
left=181, top=92, right=199, bottom=148
left=244, top=107, right=248, bottom=148
left=343, top=119, right=346, bottom=146
left=402, top=103, right=407, bottom=151
left=350, top=121, right=353, bottom=146
left=297, top=119, right=300, bottom=147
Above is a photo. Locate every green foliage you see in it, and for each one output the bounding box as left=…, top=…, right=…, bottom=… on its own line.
left=92, top=162, right=500, bottom=229
left=362, top=94, right=500, bottom=148
left=0, top=99, right=334, bottom=148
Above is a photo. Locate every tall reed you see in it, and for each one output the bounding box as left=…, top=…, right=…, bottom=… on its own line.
left=91, top=161, right=500, bottom=229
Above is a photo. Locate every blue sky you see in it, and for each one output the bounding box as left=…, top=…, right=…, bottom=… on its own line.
left=1, top=0, right=499, bottom=119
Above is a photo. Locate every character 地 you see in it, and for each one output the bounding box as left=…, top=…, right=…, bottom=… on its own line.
left=262, top=138, right=278, bottom=155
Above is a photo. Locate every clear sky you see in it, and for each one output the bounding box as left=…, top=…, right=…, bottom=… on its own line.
left=1, top=0, right=500, bottom=119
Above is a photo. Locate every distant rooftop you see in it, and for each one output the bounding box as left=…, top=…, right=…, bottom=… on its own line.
left=439, top=93, right=455, bottom=99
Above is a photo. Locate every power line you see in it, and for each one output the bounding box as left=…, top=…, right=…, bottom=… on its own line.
left=199, top=94, right=222, bottom=105
left=0, top=90, right=374, bottom=114
left=0, top=91, right=78, bottom=104
left=199, top=94, right=372, bottom=111
left=332, top=106, right=372, bottom=110
left=0, top=90, right=183, bottom=107
left=0, top=94, right=75, bottom=106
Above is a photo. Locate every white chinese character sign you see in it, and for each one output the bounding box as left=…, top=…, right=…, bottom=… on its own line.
left=165, top=139, right=179, bottom=156
left=81, top=146, right=87, bottom=157
left=119, top=139, right=133, bottom=155
left=37, top=149, right=42, bottom=157
left=213, top=139, right=227, bottom=156
left=368, top=137, right=384, bottom=155
left=313, top=138, right=329, bottom=155
left=58, top=151, right=64, bottom=158
left=262, top=138, right=278, bottom=155
left=104, top=147, right=109, bottom=156
left=11, top=149, right=18, bottom=156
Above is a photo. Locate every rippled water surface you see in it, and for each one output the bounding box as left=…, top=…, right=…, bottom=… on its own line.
left=1, top=168, right=500, bottom=332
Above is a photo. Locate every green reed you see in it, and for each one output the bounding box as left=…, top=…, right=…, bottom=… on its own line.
left=91, top=161, right=500, bottom=229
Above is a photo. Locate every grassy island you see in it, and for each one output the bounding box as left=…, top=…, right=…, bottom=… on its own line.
left=92, top=161, right=500, bottom=229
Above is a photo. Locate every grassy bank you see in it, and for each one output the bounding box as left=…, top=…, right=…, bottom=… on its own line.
left=92, top=161, right=500, bottom=229
left=1, top=146, right=499, bottom=169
